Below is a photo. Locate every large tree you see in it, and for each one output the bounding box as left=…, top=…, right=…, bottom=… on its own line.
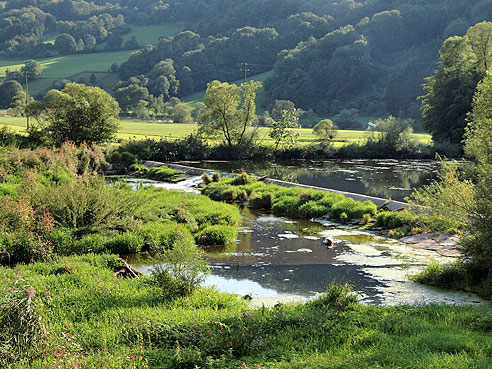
left=199, top=80, right=262, bottom=150
left=420, top=22, right=492, bottom=146
left=42, top=83, right=120, bottom=145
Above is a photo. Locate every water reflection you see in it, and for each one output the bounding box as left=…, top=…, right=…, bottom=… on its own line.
left=126, top=207, right=482, bottom=306
left=181, top=160, right=439, bottom=202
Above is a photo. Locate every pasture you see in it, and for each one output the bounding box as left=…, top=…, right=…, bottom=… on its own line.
left=0, top=24, right=183, bottom=96
left=0, top=115, right=432, bottom=146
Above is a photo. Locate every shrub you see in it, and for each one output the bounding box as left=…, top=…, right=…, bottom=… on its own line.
left=298, top=201, right=328, bottom=218
left=145, top=166, right=185, bottom=182
left=104, top=232, right=144, bottom=254
left=231, top=172, right=252, bottom=186
left=141, top=222, right=194, bottom=253
left=249, top=191, right=273, bottom=209
left=196, top=224, right=237, bottom=246
left=0, top=280, right=45, bottom=364
left=45, top=228, right=74, bottom=255
left=201, top=173, right=212, bottom=185
left=73, top=233, right=107, bottom=254
left=272, top=196, right=299, bottom=216
left=32, top=176, right=139, bottom=236
left=120, top=151, right=137, bottom=164
left=310, top=283, right=359, bottom=311
left=109, top=151, right=121, bottom=163
left=212, top=172, right=221, bottom=182
left=237, top=189, right=248, bottom=202
left=331, top=198, right=357, bottom=219
left=152, top=242, right=210, bottom=297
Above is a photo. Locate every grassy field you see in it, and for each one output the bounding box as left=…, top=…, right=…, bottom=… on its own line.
left=0, top=24, right=183, bottom=96
left=1, top=115, right=432, bottom=146
left=2, top=254, right=492, bottom=368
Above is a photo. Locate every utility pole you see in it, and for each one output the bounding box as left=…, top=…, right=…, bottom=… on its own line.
left=242, top=62, right=249, bottom=83
left=25, top=70, right=29, bottom=130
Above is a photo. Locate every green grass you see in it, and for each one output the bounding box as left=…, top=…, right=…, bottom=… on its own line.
left=122, top=24, right=184, bottom=45
left=0, top=51, right=134, bottom=96
left=1, top=255, right=491, bottom=368
left=0, top=24, right=183, bottom=96
left=0, top=114, right=432, bottom=146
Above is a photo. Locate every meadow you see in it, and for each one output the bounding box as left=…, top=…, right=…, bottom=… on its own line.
left=0, top=115, right=432, bottom=147
left=0, top=25, right=182, bottom=96
left=2, top=254, right=492, bottom=368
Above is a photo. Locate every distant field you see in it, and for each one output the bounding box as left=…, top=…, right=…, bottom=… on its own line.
left=122, top=25, right=183, bottom=45
left=1, top=116, right=432, bottom=146
left=0, top=24, right=183, bottom=96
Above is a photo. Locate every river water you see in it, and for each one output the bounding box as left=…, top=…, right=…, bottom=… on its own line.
left=179, top=159, right=440, bottom=202
left=125, top=172, right=482, bottom=306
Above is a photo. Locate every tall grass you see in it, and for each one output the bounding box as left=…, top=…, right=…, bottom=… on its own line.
left=1, top=255, right=491, bottom=368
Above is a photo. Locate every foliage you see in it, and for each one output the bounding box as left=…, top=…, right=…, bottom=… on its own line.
left=152, top=241, right=210, bottom=297
left=268, top=108, right=300, bottom=152
left=196, top=225, right=237, bottom=246
left=40, top=83, right=120, bottom=145
left=411, top=71, right=492, bottom=297
left=312, top=119, right=337, bottom=141
left=420, top=22, right=492, bottom=146
left=200, top=80, right=262, bottom=152
left=203, top=179, right=378, bottom=223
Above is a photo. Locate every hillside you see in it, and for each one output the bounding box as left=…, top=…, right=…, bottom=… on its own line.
left=0, top=0, right=491, bottom=122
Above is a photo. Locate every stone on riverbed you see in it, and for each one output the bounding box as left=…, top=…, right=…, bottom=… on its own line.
left=399, top=233, right=461, bottom=257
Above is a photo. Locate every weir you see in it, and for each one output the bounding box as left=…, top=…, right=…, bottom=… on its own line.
left=144, top=161, right=408, bottom=212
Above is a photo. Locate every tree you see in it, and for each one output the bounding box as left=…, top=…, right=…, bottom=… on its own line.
left=0, top=80, right=23, bottom=108
left=313, top=119, right=337, bottom=141
left=410, top=73, right=492, bottom=294
left=466, top=21, right=492, bottom=72
left=113, top=84, right=151, bottom=113
left=21, top=60, right=41, bottom=81
left=200, top=80, right=262, bottom=149
left=42, top=83, right=120, bottom=145
left=420, top=33, right=484, bottom=146
left=54, top=33, right=77, bottom=54
left=269, top=108, right=300, bottom=153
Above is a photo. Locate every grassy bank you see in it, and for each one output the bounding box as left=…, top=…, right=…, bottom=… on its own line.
left=1, top=254, right=491, bottom=368
left=201, top=173, right=416, bottom=232
left=0, top=145, right=240, bottom=265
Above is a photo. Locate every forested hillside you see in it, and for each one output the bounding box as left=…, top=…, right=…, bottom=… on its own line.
left=1, top=0, right=491, bottom=123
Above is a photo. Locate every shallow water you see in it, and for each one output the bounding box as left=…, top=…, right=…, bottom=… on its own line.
left=126, top=206, right=482, bottom=306
left=180, top=159, right=440, bottom=202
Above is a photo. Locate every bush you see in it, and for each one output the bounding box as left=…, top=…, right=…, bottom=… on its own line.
left=231, top=172, right=252, bottom=186
left=145, top=166, right=185, bottom=182
left=272, top=196, right=299, bottom=216
left=141, top=222, right=194, bottom=253
left=212, top=172, right=221, bottom=182
left=202, top=173, right=212, bottom=185
left=73, top=233, right=107, bottom=254
left=152, top=242, right=210, bottom=297
left=45, top=228, right=74, bottom=255
left=249, top=191, right=273, bottom=209
left=310, top=283, right=359, bottom=311
left=196, top=224, right=237, bottom=246
left=104, top=232, right=144, bottom=254
left=298, top=201, right=328, bottom=218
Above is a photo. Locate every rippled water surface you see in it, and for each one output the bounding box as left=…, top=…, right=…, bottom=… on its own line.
left=180, top=159, right=440, bottom=202
left=126, top=206, right=482, bottom=306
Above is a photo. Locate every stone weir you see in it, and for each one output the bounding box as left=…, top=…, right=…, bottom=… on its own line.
left=144, top=161, right=408, bottom=212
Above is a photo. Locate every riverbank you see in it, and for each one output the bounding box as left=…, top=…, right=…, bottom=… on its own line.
left=2, top=254, right=491, bottom=368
